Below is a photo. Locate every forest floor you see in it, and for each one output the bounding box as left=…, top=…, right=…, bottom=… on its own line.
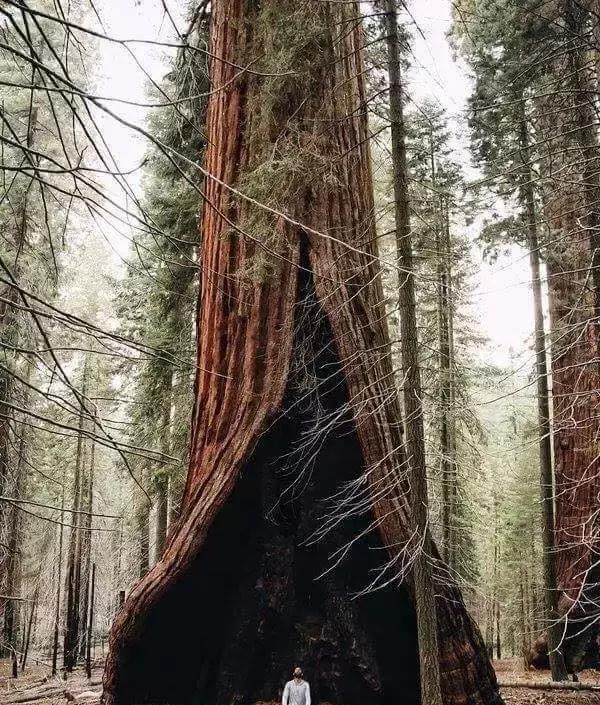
left=1, top=657, right=599, bottom=704
left=0, top=660, right=102, bottom=705
left=496, top=659, right=600, bottom=704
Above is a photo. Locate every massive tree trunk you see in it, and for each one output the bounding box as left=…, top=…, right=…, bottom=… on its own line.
left=103, top=3, right=501, bottom=705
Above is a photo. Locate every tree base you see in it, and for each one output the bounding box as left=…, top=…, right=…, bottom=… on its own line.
left=106, top=274, right=420, bottom=705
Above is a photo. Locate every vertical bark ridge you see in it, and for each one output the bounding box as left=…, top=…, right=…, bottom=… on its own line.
left=103, top=4, right=501, bottom=705
left=532, top=2, right=600, bottom=662
left=304, top=11, right=500, bottom=704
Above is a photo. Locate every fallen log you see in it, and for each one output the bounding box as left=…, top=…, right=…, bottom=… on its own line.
left=2, top=683, right=65, bottom=700
left=2, top=691, right=63, bottom=704
left=67, top=690, right=101, bottom=702
left=2, top=679, right=103, bottom=704
left=500, top=680, right=600, bottom=692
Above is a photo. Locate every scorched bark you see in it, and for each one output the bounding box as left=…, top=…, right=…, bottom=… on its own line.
left=103, top=3, right=503, bottom=705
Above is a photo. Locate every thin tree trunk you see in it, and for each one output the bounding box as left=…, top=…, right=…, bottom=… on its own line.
left=136, top=475, right=150, bottom=579
left=86, top=564, right=95, bottom=680
left=52, top=469, right=66, bottom=676
left=153, top=387, right=172, bottom=562
left=112, top=518, right=124, bottom=614
left=520, top=110, right=568, bottom=681
left=519, top=568, right=529, bottom=668
left=444, top=203, right=458, bottom=567
left=437, top=196, right=456, bottom=569
left=0, top=79, right=39, bottom=537
left=153, top=475, right=169, bottom=562
left=490, top=520, right=499, bottom=660
left=168, top=372, right=186, bottom=525
left=2, top=405, right=29, bottom=658
left=0, top=99, right=38, bottom=593
left=384, top=3, right=443, bottom=703
left=495, top=596, right=501, bottom=660
left=20, top=586, right=37, bottom=673
left=64, top=363, right=89, bottom=672
left=79, top=430, right=95, bottom=661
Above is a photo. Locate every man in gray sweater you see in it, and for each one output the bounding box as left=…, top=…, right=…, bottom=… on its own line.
left=282, top=667, right=311, bottom=705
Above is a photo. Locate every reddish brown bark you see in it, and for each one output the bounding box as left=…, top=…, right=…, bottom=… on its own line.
left=103, top=3, right=501, bottom=704
left=528, top=0, right=600, bottom=667
left=547, top=227, right=600, bottom=667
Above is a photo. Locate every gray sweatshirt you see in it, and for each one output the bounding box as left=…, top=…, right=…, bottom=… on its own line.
left=282, top=679, right=311, bottom=705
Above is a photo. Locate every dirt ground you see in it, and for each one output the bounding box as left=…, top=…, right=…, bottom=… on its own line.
left=503, top=691, right=600, bottom=704
left=2, top=657, right=600, bottom=704
left=496, top=658, right=600, bottom=705
left=0, top=659, right=102, bottom=705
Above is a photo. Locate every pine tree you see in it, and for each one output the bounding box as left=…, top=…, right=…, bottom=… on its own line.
left=116, top=12, right=208, bottom=569
left=0, top=0, right=97, bottom=660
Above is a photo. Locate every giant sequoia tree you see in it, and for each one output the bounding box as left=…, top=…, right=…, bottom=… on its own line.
left=103, top=3, right=502, bottom=705
left=536, top=0, right=600, bottom=668
left=455, top=0, right=600, bottom=670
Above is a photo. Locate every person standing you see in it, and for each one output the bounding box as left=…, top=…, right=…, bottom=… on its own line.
left=282, top=667, right=311, bottom=705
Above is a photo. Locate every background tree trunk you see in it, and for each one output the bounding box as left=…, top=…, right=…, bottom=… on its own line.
left=78, top=431, right=95, bottom=661
left=437, top=198, right=457, bottom=570
left=1, top=409, right=28, bottom=658
left=519, top=110, right=569, bottom=681
left=384, top=2, right=443, bottom=702
left=531, top=0, right=600, bottom=669
left=64, top=364, right=89, bottom=672
left=153, top=385, right=172, bottom=562
left=136, top=481, right=150, bottom=579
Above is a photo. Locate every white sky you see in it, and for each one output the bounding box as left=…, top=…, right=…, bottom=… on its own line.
left=407, top=1, right=535, bottom=367
left=91, top=0, right=534, bottom=369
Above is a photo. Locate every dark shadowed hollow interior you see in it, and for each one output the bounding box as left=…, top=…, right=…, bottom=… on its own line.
left=114, top=252, right=420, bottom=705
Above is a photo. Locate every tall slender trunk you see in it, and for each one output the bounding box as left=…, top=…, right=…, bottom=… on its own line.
left=79, top=428, right=95, bottom=661
left=519, top=111, right=568, bottom=680
left=168, top=371, right=186, bottom=526
left=1, top=401, right=29, bottom=658
left=20, top=590, right=36, bottom=672
left=495, top=597, right=501, bottom=660
left=437, top=196, right=456, bottom=569
left=136, top=473, right=150, bottom=578
left=519, top=567, right=529, bottom=667
left=0, top=371, right=14, bottom=538
left=112, top=517, right=124, bottom=613
left=64, top=363, right=89, bottom=672
left=384, top=3, right=443, bottom=703
left=0, top=93, right=38, bottom=564
left=154, top=379, right=172, bottom=562
left=52, top=468, right=66, bottom=676
left=86, top=564, right=96, bottom=679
